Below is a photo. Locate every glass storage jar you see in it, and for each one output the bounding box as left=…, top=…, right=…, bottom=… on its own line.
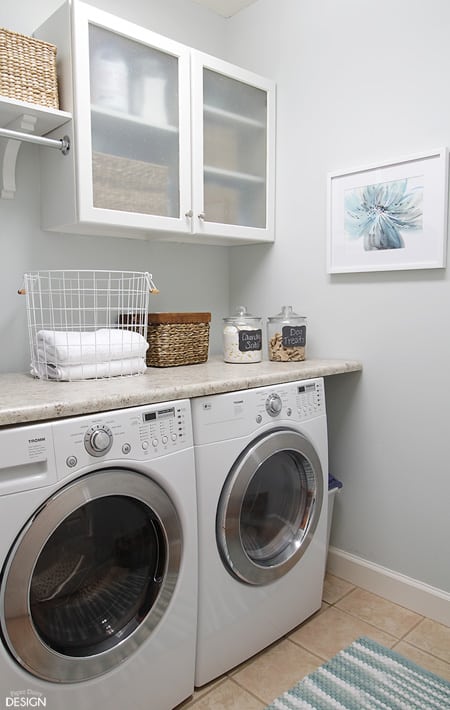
left=223, top=306, right=262, bottom=363
left=267, top=306, right=307, bottom=361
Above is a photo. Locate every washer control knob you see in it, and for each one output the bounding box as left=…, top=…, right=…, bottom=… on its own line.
left=84, top=425, right=113, bottom=457
left=266, top=393, right=282, bottom=417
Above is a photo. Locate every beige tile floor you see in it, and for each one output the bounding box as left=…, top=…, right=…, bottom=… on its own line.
left=178, top=573, right=450, bottom=709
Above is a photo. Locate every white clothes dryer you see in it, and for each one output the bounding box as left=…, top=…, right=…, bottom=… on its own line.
left=0, top=400, right=197, bottom=710
left=192, top=378, right=328, bottom=686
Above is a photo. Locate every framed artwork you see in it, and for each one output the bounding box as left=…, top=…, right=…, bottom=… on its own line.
left=327, top=148, right=449, bottom=273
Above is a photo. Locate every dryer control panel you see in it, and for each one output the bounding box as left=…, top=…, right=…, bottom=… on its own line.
left=51, top=399, right=193, bottom=476
left=255, top=378, right=325, bottom=423
left=191, top=378, right=325, bottom=445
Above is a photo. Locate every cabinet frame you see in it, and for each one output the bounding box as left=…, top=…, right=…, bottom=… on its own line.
left=191, top=51, right=276, bottom=243
left=37, top=0, right=276, bottom=245
left=73, top=1, right=192, bottom=235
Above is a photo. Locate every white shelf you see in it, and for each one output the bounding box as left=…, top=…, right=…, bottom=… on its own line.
left=0, top=96, right=72, bottom=199
left=91, top=104, right=178, bottom=133
left=0, top=96, right=71, bottom=133
left=204, top=165, right=265, bottom=183
left=204, top=103, right=265, bottom=128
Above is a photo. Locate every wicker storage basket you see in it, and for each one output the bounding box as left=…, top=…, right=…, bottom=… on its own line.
left=92, top=152, right=168, bottom=215
left=144, top=312, right=211, bottom=367
left=0, top=27, right=59, bottom=108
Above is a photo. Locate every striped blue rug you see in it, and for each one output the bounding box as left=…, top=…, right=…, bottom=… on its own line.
left=265, top=637, right=450, bottom=709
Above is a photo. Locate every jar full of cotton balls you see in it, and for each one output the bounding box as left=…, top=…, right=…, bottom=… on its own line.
left=223, top=306, right=262, bottom=363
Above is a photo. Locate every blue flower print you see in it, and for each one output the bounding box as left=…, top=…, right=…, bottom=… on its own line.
left=344, top=178, right=423, bottom=251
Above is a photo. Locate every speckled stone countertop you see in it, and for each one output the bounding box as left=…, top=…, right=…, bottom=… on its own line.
left=0, top=356, right=362, bottom=427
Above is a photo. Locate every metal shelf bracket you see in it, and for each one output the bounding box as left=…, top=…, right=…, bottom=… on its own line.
left=0, top=113, right=70, bottom=199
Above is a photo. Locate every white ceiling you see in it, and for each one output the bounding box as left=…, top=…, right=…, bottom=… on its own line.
left=191, top=0, right=259, bottom=18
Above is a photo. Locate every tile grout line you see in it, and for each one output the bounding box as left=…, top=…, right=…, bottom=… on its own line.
left=398, top=637, right=450, bottom=666
left=182, top=678, right=229, bottom=709
left=332, top=603, right=424, bottom=638
left=395, top=613, right=427, bottom=643
left=286, top=633, right=334, bottom=663
left=228, top=675, right=269, bottom=707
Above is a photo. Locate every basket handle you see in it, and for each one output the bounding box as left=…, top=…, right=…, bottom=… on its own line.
left=147, top=273, right=160, bottom=295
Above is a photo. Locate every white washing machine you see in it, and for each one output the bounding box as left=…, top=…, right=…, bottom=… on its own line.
left=0, top=399, right=197, bottom=710
left=192, top=378, right=328, bottom=686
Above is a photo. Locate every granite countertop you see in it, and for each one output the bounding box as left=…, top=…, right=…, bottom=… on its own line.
left=0, top=356, right=362, bottom=427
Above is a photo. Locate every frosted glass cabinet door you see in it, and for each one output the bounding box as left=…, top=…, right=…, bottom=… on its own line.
left=192, top=53, right=276, bottom=243
left=72, top=1, right=192, bottom=234
left=89, top=25, right=180, bottom=219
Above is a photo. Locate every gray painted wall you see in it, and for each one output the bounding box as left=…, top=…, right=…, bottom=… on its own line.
left=227, top=0, right=450, bottom=595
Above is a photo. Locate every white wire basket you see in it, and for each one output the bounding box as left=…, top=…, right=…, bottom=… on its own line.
left=20, top=270, right=158, bottom=381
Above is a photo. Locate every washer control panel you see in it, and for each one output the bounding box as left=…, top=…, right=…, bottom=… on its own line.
left=138, top=404, right=185, bottom=451
left=265, top=392, right=283, bottom=417
left=84, top=424, right=113, bottom=457
left=51, top=399, right=193, bottom=475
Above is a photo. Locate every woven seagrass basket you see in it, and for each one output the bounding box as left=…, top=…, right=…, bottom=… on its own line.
left=145, top=312, right=211, bottom=367
left=92, top=152, right=168, bottom=215
left=0, top=27, right=59, bottom=108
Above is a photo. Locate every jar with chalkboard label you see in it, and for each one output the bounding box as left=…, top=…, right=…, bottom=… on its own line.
left=223, top=306, right=262, bottom=363
left=267, top=306, right=307, bottom=361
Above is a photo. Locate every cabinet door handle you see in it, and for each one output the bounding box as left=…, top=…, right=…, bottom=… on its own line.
left=184, top=209, right=193, bottom=218
left=198, top=212, right=205, bottom=220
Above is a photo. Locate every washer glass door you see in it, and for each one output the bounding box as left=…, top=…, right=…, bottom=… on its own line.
left=216, top=429, right=323, bottom=585
left=0, top=469, right=181, bottom=683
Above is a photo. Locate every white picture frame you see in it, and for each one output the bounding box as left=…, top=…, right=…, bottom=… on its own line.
left=327, top=148, right=449, bottom=273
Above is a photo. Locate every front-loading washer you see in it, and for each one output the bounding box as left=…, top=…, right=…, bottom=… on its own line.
left=0, top=399, right=197, bottom=710
left=192, top=378, right=328, bottom=686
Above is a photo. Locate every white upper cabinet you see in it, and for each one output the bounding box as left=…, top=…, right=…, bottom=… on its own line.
left=191, top=53, right=275, bottom=243
left=37, top=0, right=275, bottom=244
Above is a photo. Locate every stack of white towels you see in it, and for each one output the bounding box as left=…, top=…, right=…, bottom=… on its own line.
left=31, top=328, right=149, bottom=381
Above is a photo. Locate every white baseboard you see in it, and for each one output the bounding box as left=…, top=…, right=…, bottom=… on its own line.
left=327, top=546, right=450, bottom=626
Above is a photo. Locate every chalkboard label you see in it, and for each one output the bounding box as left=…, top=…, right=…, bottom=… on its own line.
left=238, top=329, right=262, bottom=352
left=282, top=325, right=306, bottom=348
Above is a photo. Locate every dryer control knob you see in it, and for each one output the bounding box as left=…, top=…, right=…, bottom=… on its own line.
left=85, top=425, right=113, bottom=457
left=265, top=393, right=282, bottom=417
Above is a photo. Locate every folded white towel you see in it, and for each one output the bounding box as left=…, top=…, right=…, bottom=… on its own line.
left=36, top=328, right=148, bottom=365
left=31, top=357, right=147, bottom=381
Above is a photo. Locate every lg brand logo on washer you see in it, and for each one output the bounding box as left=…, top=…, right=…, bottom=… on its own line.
left=4, top=690, right=46, bottom=707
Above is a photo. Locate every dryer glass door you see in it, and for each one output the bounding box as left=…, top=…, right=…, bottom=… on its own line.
left=0, top=469, right=181, bottom=683
left=216, top=429, right=323, bottom=585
